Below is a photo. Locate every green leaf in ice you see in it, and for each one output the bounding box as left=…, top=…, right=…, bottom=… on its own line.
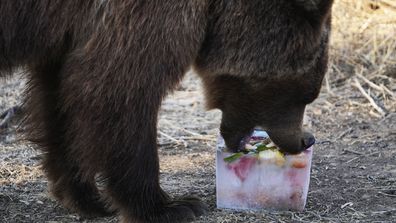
left=255, top=144, right=278, bottom=154
left=266, top=147, right=278, bottom=150
left=256, top=144, right=270, bottom=152
left=224, top=152, right=244, bottom=163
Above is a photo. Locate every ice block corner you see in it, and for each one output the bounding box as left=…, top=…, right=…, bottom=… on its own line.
left=216, top=130, right=313, bottom=211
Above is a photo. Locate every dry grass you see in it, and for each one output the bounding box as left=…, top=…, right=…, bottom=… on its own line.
left=329, top=0, right=396, bottom=118
left=0, top=162, right=43, bottom=185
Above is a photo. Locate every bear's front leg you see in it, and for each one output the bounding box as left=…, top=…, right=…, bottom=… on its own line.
left=99, top=97, right=208, bottom=222
left=104, top=129, right=208, bottom=222
left=59, top=66, right=208, bottom=222
left=56, top=2, right=209, bottom=221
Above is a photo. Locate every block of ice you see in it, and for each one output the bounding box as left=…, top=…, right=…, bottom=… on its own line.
left=216, top=130, right=313, bottom=211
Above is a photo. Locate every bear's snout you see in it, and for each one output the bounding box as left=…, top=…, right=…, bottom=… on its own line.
left=302, top=131, right=315, bottom=149
left=267, top=130, right=314, bottom=154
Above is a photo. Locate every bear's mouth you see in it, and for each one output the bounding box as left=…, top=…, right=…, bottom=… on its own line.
left=236, top=128, right=279, bottom=153
left=237, top=133, right=253, bottom=152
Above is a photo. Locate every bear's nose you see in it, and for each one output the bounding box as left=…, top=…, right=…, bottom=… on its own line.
left=302, top=132, right=315, bottom=149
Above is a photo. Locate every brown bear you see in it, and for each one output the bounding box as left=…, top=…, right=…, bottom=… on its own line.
left=0, top=0, right=333, bottom=222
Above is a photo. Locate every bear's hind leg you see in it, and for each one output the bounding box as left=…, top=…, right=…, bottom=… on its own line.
left=25, top=62, right=112, bottom=218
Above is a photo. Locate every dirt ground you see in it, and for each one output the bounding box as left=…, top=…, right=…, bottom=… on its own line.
left=1, top=1, right=396, bottom=223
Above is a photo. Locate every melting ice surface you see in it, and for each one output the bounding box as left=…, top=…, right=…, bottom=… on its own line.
left=216, top=130, right=313, bottom=211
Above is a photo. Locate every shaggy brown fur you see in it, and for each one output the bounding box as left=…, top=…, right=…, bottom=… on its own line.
left=0, top=0, right=333, bottom=222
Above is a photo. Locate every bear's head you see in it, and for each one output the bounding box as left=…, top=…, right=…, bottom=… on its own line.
left=195, top=0, right=333, bottom=154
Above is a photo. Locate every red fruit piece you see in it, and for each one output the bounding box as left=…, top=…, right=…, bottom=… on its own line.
left=227, top=156, right=256, bottom=182
left=290, top=154, right=307, bottom=169
left=292, top=160, right=307, bottom=169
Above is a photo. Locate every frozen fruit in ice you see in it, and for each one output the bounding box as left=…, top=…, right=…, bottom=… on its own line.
left=227, top=156, right=256, bottom=181
left=223, top=131, right=282, bottom=163
left=258, top=149, right=286, bottom=166
left=245, top=144, right=257, bottom=151
left=224, top=152, right=244, bottom=163
left=292, top=160, right=307, bottom=169
left=290, top=153, right=307, bottom=169
left=216, top=130, right=313, bottom=211
left=266, top=142, right=276, bottom=148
